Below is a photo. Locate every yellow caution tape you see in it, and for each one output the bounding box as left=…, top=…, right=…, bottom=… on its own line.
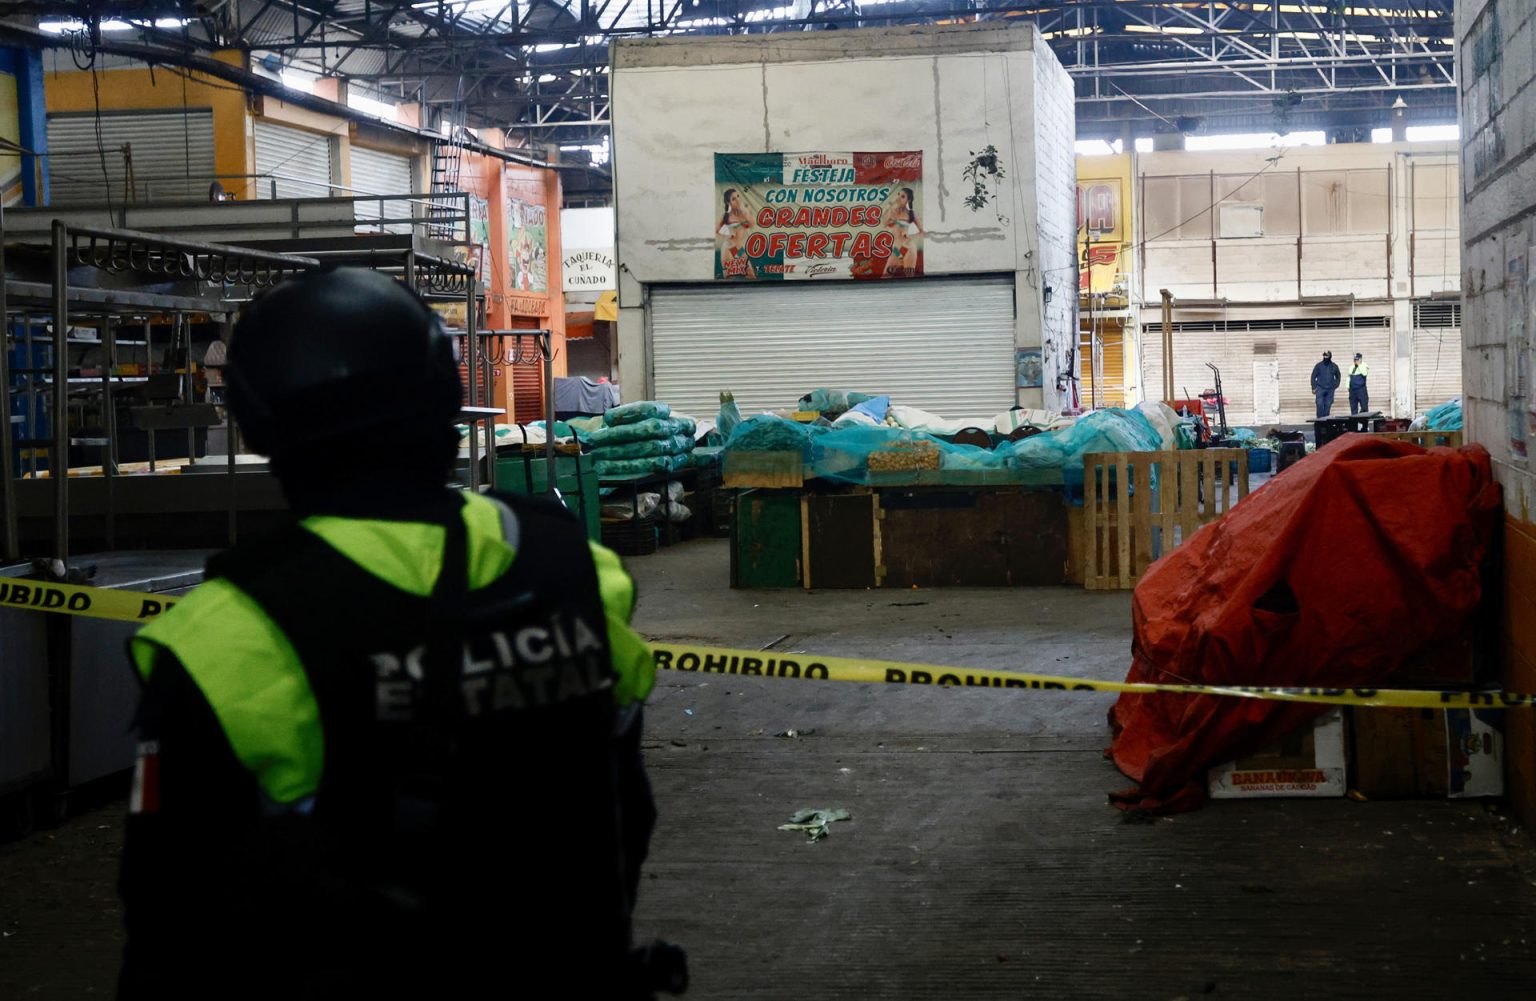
left=651, top=643, right=1536, bottom=710
left=3, top=579, right=1525, bottom=709
left=0, top=578, right=177, bottom=623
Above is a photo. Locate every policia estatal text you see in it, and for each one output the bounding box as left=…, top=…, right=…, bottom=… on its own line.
left=118, top=269, right=685, bottom=999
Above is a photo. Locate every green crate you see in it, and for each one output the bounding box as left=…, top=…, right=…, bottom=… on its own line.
left=732, top=489, right=802, bottom=588
left=495, top=452, right=601, bottom=542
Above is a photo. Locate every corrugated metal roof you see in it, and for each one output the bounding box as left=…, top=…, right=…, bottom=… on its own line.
left=243, top=4, right=316, bottom=44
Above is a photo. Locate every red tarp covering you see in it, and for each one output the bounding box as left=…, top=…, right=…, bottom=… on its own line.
left=1108, top=435, right=1502, bottom=813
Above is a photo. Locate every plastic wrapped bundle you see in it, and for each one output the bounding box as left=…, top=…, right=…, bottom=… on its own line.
left=1000, top=408, right=1164, bottom=485
left=810, top=426, right=1011, bottom=485
left=593, top=453, right=689, bottom=477
left=1424, top=398, right=1463, bottom=431
left=716, top=392, right=743, bottom=441
left=590, top=434, right=695, bottom=461
left=588, top=416, right=696, bottom=448
left=798, top=388, right=879, bottom=417
left=724, top=415, right=827, bottom=456
left=604, top=400, right=671, bottom=426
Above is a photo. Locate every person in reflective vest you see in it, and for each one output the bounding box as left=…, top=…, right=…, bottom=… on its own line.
left=1347, top=352, right=1371, bottom=415
left=117, top=268, right=684, bottom=999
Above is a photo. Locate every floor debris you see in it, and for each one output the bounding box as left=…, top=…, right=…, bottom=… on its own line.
left=777, top=808, right=851, bottom=842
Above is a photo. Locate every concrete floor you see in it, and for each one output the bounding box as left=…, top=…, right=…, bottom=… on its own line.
left=2, top=536, right=1535, bottom=998
left=630, top=539, right=1536, bottom=1000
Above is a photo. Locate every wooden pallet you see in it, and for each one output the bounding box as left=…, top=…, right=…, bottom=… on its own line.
left=1373, top=430, right=1464, bottom=448
left=1081, top=449, right=1249, bottom=591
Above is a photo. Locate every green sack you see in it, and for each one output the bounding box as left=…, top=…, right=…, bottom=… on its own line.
left=594, top=454, right=688, bottom=477
left=591, top=435, right=694, bottom=460
left=604, top=401, right=671, bottom=426
left=588, top=417, right=696, bottom=448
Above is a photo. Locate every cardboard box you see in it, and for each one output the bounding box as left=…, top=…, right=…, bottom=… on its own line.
left=1208, top=709, right=1347, bottom=799
left=1351, top=707, right=1505, bottom=799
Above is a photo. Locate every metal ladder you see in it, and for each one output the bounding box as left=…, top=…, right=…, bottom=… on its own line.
left=428, top=127, right=467, bottom=241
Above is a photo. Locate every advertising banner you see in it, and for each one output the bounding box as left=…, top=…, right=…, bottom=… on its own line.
left=507, top=193, right=548, bottom=293
left=714, top=152, right=923, bottom=280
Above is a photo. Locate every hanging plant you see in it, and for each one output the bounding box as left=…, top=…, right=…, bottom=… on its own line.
left=963, top=145, right=1006, bottom=220
left=963, top=146, right=1002, bottom=208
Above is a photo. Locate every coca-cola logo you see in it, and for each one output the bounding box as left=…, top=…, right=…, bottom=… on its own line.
left=884, top=154, right=922, bottom=170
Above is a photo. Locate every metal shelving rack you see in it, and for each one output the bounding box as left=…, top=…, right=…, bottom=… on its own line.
left=228, top=239, right=497, bottom=492
left=0, top=218, right=319, bottom=565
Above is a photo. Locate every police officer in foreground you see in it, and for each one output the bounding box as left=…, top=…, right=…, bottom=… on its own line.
left=117, top=268, right=685, bottom=999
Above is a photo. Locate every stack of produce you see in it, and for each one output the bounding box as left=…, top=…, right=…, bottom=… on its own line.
left=589, top=401, right=697, bottom=477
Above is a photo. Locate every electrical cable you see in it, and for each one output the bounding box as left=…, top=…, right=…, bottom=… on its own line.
left=87, top=45, right=117, bottom=219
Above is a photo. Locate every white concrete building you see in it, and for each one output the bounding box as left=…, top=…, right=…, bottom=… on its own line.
left=610, top=22, right=1076, bottom=419
left=1122, top=141, right=1461, bottom=425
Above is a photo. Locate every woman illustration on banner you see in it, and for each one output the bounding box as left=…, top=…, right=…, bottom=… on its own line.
left=883, top=187, right=923, bottom=276
left=717, top=188, right=756, bottom=278
left=516, top=233, right=534, bottom=291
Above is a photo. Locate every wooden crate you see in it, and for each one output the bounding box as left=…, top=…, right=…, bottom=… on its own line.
left=723, top=450, right=804, bottom=488
left=1373, top=430, right=1464, bottom=448
left=731, top=490, right=803, bottom=588
left=1081, top=449, right=1249, bottom=591
left=802, top=492, right=878, bottom=588
left=879, top=489, right=1068, bottom=587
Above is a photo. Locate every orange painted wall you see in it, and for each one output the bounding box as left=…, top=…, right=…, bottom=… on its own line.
left=1505, top=513, right=1536, bottom=828
left=454, top=151, right=566, bottom=422
left=43, top=51, right=251, bottom=196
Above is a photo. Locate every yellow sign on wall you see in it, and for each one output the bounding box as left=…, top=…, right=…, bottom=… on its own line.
left=1077, top=153, right=1134, bottom=297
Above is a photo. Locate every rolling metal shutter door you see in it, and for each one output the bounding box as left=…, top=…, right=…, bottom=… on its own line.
left=1144, top=322, right=1391, bottom=426
left=649, top=277, right=1016, bottom=420
left=351, top=145, right=415, bottom=234
left=254, top=120, right=334, bottom=200
left=1275, top=327, right=1392, bottom=421
left=1413, top=327, right=1462, bottom=412
left=1141, top=330, right=1256, bottom=424
left=1079, top=321, right=1126, bottom=409
left=47, top=110, right=214, bottom=205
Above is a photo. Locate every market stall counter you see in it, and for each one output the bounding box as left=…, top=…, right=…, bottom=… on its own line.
left=721, top=406, right=1169, bottom=589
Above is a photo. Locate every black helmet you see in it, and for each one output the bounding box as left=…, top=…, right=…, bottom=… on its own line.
left=227, top=268, right=461, bottom=458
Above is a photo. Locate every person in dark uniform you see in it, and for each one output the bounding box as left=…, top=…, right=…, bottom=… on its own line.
left=1347, top=352, right=1370, bottom=415
left=117, top=268, right=684, bottom=1000
left=1310, top=350, right=1340, bottom=419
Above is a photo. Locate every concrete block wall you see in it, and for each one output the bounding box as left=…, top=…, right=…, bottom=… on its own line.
left=1032, top=42, right=1077, bottom=407
left=1458, top=0, right=1536, bottom=830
